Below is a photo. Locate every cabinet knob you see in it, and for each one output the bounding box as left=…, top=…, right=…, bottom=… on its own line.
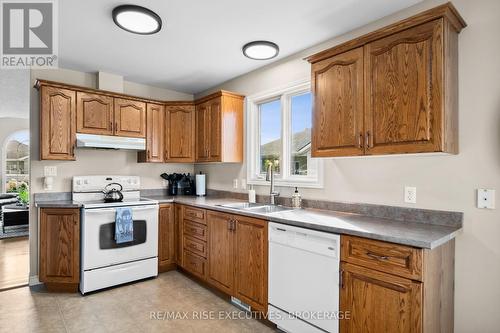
left=358, top=132, right=363, bottom=148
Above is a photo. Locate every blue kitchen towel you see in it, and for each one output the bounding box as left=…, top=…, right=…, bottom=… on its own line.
left=115, top=207, right=133, bottom=243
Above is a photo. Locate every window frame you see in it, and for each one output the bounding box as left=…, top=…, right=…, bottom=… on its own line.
left=246, top=79, right=323, bottom=188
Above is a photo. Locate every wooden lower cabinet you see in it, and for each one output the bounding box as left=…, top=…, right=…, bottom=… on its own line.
left=340, top=235, right=455, bottom=333
left=206, top=211, right=268, bottom=312
left=207, top=211, right=234, bottom=294
left=39, top=208, right=80, bottom=292
left=158, top=204, right=175, bottom=272
left=340, top=262, right=422, bottom=333
left=233, top=215, right=268, bottom=312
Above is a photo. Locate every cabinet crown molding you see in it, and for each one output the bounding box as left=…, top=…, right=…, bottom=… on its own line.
left=305, top=2, right=466, bottom=64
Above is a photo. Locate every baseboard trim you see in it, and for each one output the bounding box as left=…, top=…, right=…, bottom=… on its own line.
left=29, top=275, right=41, bottom=286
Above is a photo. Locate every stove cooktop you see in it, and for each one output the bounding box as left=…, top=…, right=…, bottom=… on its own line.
left=78, top=198, right=158, bottom=209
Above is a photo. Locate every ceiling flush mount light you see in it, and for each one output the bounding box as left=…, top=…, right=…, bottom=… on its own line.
left=112, top=5, right=162, bottom=35
left=242, top=41, right=279, bottom=60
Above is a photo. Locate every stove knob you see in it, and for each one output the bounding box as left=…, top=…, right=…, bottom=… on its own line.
left=84, top=179, right=89, bottom=185
left=76, top=180, right=82, bottom=186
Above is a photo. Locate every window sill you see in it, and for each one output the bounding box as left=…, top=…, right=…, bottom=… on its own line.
left=247, top=178, right=324, bottom=189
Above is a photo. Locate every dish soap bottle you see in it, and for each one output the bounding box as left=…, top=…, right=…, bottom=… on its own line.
left=291, top=187, right=302, bottom=208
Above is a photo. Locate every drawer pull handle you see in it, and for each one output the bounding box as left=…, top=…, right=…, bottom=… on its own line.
left=366, top=252, right=389, bottom=261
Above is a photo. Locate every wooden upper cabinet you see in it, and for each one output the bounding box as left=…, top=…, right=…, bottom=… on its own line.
left=40, top=85, right=76, bottom=160
left=39, top=208, right=80, bottom=289
left=340, top=262, right=422, bottom=333
left=307, top=3, right=465, bottom=157
left=195, top=102, right=210, bottom=161
left=165, top=103, right=195, bottom=162
left=207, top=211, right=234, bottom=295
left=158, top=204, right=175, bottom=272
left=208, top=99, right=221, bottom=160
left=234, top=215, right=268, bottom=312
left=311, top=47, right=364, bottom=157
left=195, top=91, right=244, bottom=163
left=364, top=19, right=444, bottom=155
left=114, top=98, right=146, bottom=138
left=76, top=92, right=114, bottom=135
left=138, top=103, right=164, bottom=162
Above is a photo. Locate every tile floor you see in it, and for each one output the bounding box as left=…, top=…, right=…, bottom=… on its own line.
left=0, top=271, right=277, bottom=332
left=0, top=236, right=29, bottom=290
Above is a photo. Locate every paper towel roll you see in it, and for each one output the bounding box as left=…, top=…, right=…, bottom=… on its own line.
left=195, top=173, right=206, bottom=196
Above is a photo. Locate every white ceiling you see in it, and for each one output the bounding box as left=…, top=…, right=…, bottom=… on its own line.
left=59, top=0, right=422, bottom=94
left=0, top=70, right=30, bottom=119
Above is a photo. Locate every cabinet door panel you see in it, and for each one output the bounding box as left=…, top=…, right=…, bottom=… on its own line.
left=196, top=103, right=210, bottom=161
left=364, top=19, right=443, bottom=154
left=340, top=262, right=422, bottom=333
left=40, top=86, right=76, bottom=160
left=234, top=216, right=268, bottom=312
left=146, top=103, right=164, bottom=162
left=39, top=209, right=79, bottom=283
left=312, top=47, right=364, bottom=157
left=207, top=211, right=234, bottom=294
left=208, top=98, right=221, bottom=161
left=158, top=204, right=175, bottom=271
left=166, top=104, right=195, bottom=162
left=76, top=92, right=113, bottom=135
left=114, top=98, right=146, bottom=138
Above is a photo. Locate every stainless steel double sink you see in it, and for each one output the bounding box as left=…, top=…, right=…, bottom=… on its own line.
left=217, top=202, right=294, bottom=214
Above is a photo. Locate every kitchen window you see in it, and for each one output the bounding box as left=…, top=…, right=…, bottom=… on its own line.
left=247, top=80, right=323, bottom=188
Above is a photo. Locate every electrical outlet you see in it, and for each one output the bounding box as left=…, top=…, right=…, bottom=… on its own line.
left=241, top=178, right=247, bottom=190
left=404, top=186, right=417, bottom=204
left=477, top=189, right=495, bottom=209
left=44, top=166, right=57, bottom=177
left=233, top=179, right=238, bottom=189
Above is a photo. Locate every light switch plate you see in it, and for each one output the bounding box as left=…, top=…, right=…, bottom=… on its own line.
left=44, top=166, right=57, bottom=177
left=404, top=186, right=417, bottom=204
left=477, top=189, right=495, bottom=209
left=233, top=179, right=238, bottom=189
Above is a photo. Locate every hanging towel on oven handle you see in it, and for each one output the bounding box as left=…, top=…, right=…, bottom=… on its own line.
left=115, top=207, right=133, bottom=243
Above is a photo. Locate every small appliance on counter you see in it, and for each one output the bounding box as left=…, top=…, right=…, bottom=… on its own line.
left=195, top=172, right=206, bottom=196
left=160, top=172, right=196, bottom=196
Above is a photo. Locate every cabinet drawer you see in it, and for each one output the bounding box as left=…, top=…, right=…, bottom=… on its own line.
left=183, top=220, right=207, bottom=242
left=184, top=206, right=206, bottom=225
left=183, top=251, right=206, bottom=278
left=341, top=235, right=423, bottom=280
left=184, top=235, right=207, bottom=258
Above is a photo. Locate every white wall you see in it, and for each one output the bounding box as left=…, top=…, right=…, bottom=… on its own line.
left=194, top=0, right=500, bottom=331
left=29, top=68, right=195, bottom=280
left=0, top=69, right=29, bottom=119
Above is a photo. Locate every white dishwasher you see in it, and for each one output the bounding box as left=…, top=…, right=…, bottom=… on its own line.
left=268, top=222, right=340, bottom=333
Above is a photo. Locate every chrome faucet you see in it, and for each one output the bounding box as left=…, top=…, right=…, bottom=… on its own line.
left=266, top=164, right=280, bottom=205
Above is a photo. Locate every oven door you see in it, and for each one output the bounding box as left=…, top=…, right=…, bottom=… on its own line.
left=82, top=205, right=158, bottom=270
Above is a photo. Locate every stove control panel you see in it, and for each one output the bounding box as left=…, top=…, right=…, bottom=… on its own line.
left=73, top=175, right=140, bottom=193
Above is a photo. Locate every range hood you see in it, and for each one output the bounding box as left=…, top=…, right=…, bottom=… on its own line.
left=76, top=133, right=146, bottom=150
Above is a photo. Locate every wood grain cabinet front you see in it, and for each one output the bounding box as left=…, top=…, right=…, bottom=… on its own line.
left=158, top=204, right=175, bottom=272
left=76, top=92, right=114, bottom=135
left=113, top=98, right=146, bottom=138
left=165, top=103, right=196, bottom=162
left=205, top=211, right=268, bottom=312
left=138, top=103, right=165, bottom=163
left=40, top=85, right=76, bottom=160
left=195, top=91, right=244, bottom=163
left=307, top=3, right=466, bottom=157
left=39, top=208, right=80, bottom=292
left=339, top=235, right=456, bottom=333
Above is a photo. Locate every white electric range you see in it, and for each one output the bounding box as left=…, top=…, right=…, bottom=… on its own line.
left=72, top=175, right=159, bottom=294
